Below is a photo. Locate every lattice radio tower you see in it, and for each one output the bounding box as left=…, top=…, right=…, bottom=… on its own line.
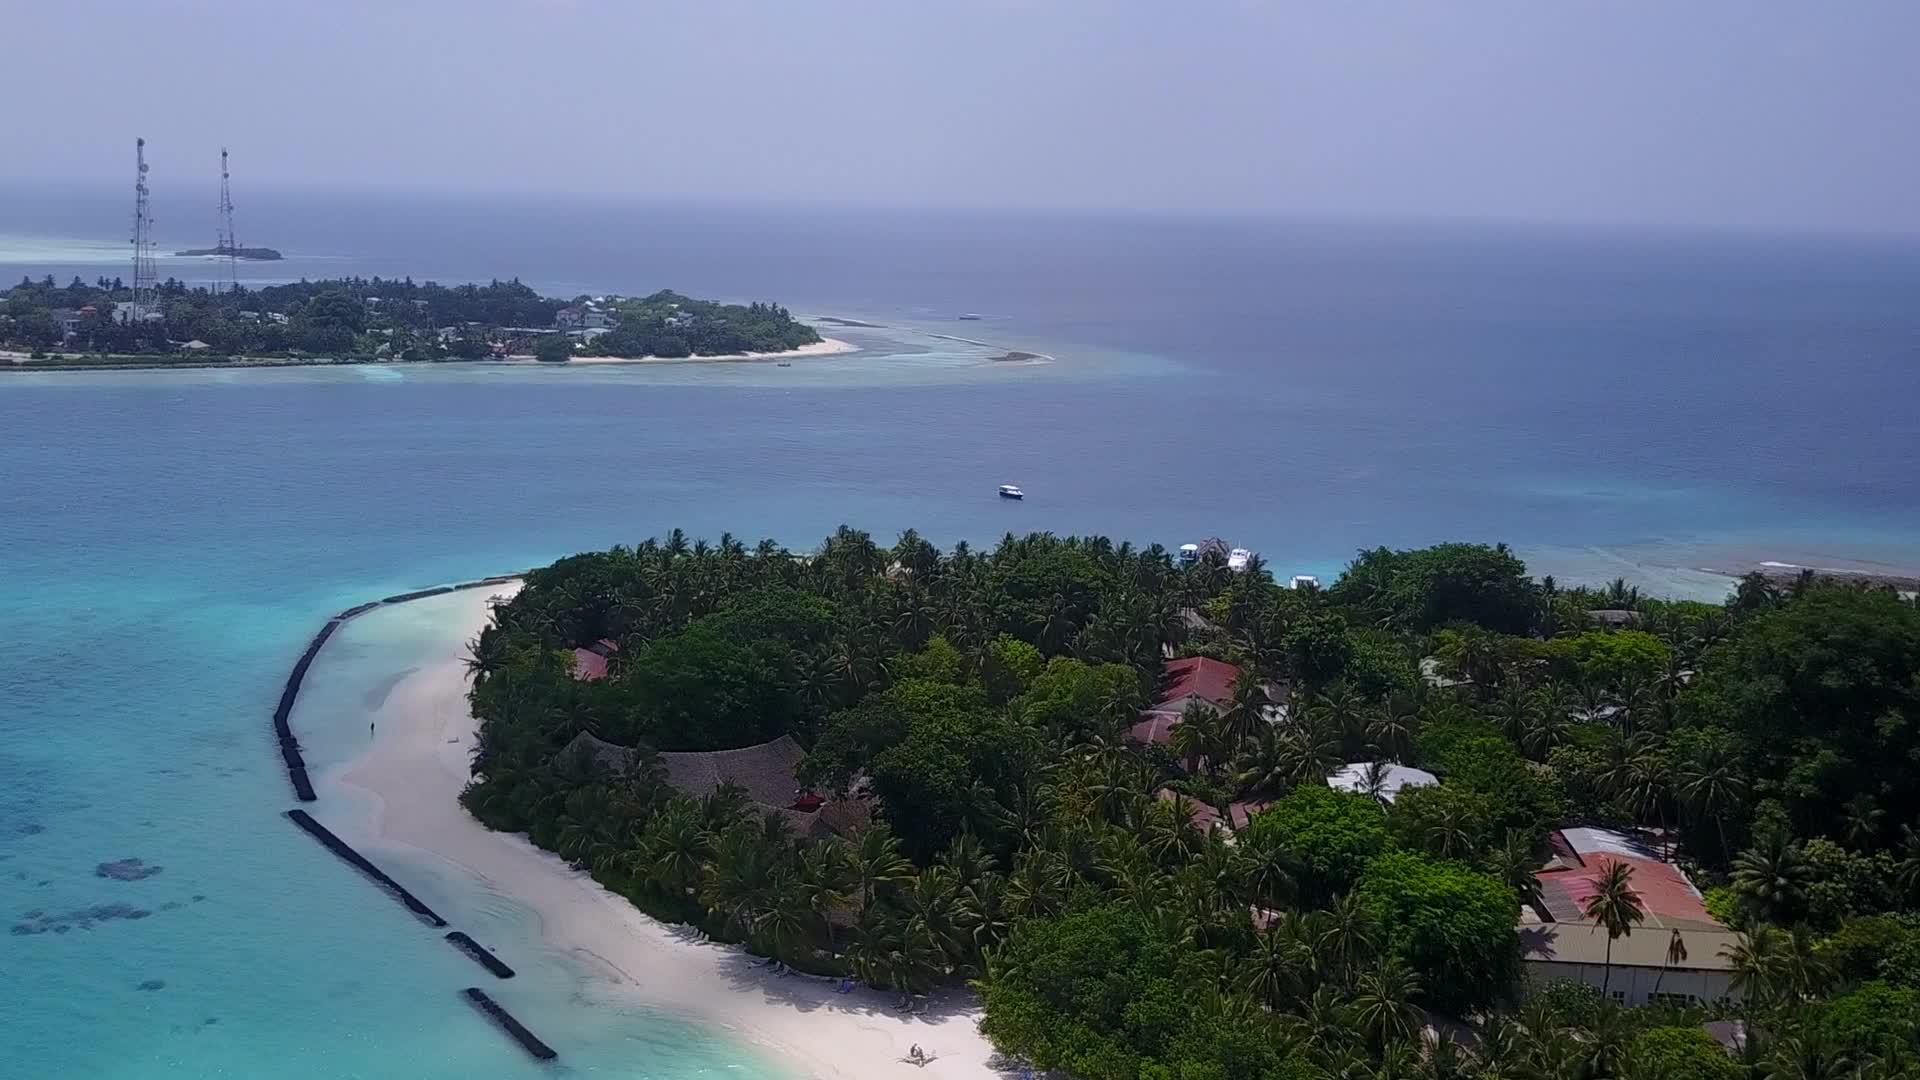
left=130, top=137, right=157, bottom=315
left=216, top=148, right=238, bottom=293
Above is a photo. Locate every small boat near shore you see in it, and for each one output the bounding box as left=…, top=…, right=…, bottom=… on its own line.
left=998, top=484, right=1025, bottom=500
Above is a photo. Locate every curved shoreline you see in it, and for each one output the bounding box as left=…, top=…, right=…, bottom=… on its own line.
left=2, top=338, right=857, bottom=373
left=321, top=584, right=1010, bottom=1079
left=269, top=574, right=525, bottom=802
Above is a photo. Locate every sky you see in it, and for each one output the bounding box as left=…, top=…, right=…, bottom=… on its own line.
left=5, top=1, right=1918, bottom=232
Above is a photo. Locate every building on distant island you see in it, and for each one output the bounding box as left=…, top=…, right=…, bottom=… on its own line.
left=112, top=301, right=165, bottom=325
left=555, top=304, right=613, bottom=332
left=1518, top=826, right=1741, bottom=1007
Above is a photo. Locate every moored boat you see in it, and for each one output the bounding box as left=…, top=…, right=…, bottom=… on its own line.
left=998, top=484, right=1025, bottom=500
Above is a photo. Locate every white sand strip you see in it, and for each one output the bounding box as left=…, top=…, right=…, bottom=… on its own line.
left=338, top=584, right=1006, bottom=1079
left=505, top=336, right=860, bottom=365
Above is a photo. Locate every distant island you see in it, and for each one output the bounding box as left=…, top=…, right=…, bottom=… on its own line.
left=0, top=275, right=826, bottom=368
left=173, top=245, right=283, bottom=261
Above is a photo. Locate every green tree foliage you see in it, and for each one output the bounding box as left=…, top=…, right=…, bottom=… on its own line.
left=1819, top=915, right=1920, bottom=985
left=1386, top=783, right=1494, bottom=861
left=1247, top=786, right=1391, bottom=906
left=1017, top=656, right=1143, bottom=744
left=1554, top=629, right=1672, bottom=686
left=989, top=546, right=1114, bottom=653
left=1626, top=1026, right=1743, bottom=1080
left=1427, top=733, right=1565, bottom=844
left=1818, top=981, right=1920, bottom=1056
left=533, top=334, right=573, bottom=362
left=454, top=527, right=1920, bottom=1080
left=0, top=276, right=820, bottom=366
left=979, top=905, right=1317, bottom=1080
left=982, top=634, right=1045, bottom=705
left=623, top=626, right=794, bottom=749
left=591, top=291, right=820, bottom=358
left=1357, top=851, right=1520, bottom=1012
left=1683, top=587, right=1920, bottom=841
left=1330, top=542, right=1538, bottom=634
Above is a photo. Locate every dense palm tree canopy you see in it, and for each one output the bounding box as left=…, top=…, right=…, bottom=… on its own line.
left=460, top=530, right=1920, bottom=1078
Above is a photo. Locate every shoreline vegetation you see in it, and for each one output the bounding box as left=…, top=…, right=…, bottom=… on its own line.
left=172, top=245, right=283, bottom=260
left=1, top=275, right=831, bottom=369
left=0, top=336, right=856, bottom=373
left=337, top=583, right=1005, bottom=1078
left=447, top=527, right=1920, bottom=1079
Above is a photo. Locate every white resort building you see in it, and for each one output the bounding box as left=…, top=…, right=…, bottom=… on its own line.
left=1518, top=827, right=1741, bottom=1007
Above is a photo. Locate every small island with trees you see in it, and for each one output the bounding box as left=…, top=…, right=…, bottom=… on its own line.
left=172, top=245, right=284, bottom=260
left=460, top=528, right=1920, bottom=1079
left=1, top=275, right=823, bottom=369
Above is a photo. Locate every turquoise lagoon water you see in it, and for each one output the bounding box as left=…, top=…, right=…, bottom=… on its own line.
left=4, top=200, right=1920, bottom=1076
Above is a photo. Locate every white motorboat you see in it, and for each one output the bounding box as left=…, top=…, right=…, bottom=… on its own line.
left=1228, top=548, right=1252, bottom=572
left=998, top=484, right=1025, bottom=500
left=1177, top=543, right=1200, bottom=566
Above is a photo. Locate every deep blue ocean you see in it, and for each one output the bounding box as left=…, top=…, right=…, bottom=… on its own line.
left=2, top=184, right=1917, bottom=1077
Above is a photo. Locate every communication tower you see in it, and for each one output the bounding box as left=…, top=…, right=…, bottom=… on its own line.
left=216, top=148, right=239, bottom=293
left=130, top=138, right=157, bottom=316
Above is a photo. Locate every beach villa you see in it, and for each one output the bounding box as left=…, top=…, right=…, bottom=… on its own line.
left=1129, top=656, right=1242, bottom=744
left=557, top=729, right=866, bottom=840
left=1518, top=827, right=1740, bottom=1007
left=569, top=638, right=618, bottom=681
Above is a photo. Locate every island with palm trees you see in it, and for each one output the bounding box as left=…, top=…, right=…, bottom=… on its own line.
left=454, top=527, right=1920, bottom=1078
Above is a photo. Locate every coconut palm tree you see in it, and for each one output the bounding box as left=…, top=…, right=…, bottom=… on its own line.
left=700, top=827, right=779, bottom=937
left=1760, top=1029, right=1853, bottom=1080
left=1842, top=794, right=1884, bottom=850
left=1777, top=926, right=1833, bottom=1002
left=1235, top=827, right=1295, bottom=910
left=1350, top=957, right=1424, bottom=1052
left=1318, top=892, right=1381, bottom=987
left=1236, top=923, right=1311, bottom=1009
left=1677, top=742, right=1748, bottom=862
left=1357, top=759, right=1395, bottom=805
left=1724, top=926, right=1787, bottom=1015
left=1493, top=684, right=1544, bottom=748
left=1280, top=720, right=1343, bottom=790
left=1365, top=694, right=1421, bottom=761
left=1896, top=824, right=1920, bottom=903
left=1485, top=829, right=1545, bottom=912
left=1520, top=705, right=1573, bottom=761
left=1309, top=682, right=1370, bottom=753
left=1220, top=667, right=1274, bottom=743
left=1170, top=704, right=1220, bottom=775
left=851, top=822, right=913, bottom=911
left=1731, top=830, right=1811, bottom=925
left=634, top=800, right=711, bottom=895
left=1650, top=927, right=1688, bottom=1001
left=1582, top=860, right=1646, bottom=998
left=756, top=872, right=818, bottom=964
left=464, top=626, right=513, bottom=682
left=795, top=839, right=853, bottom=951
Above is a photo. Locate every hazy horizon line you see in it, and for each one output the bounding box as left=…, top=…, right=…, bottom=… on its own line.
left=5, top=175, right=1917, bottom=247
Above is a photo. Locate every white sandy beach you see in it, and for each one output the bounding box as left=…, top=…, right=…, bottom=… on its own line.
left=338, top=584, right=1007, bottom=1080
left=509, top=336, right=859, bottom=365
